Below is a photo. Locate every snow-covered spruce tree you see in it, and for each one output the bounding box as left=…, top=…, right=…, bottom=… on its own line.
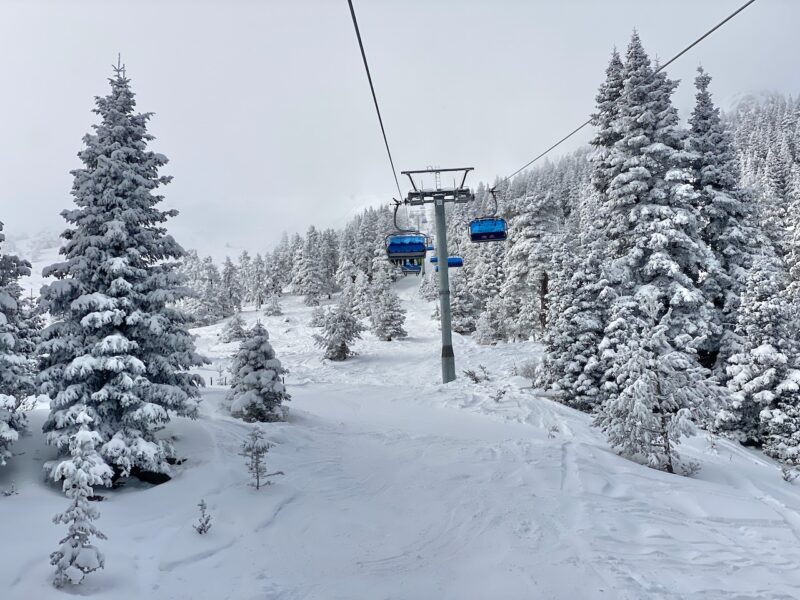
left=761, top=399, right=800, bottom=465
left=292, top=226, right=325, bottom=306
left=594, top=317, right=715, bottom=474
left=0, top=221, right=32, bottom=466
left=470, top=242, right=505, bottom=312
left=540, top=49, right=621, bottom=409
left=594, top=33, right=721, bottom=457
left=540, top=209, right=609, bottom=412
left=263, top=294, right=282, bottom=317
left=237, top=250, right=253, bottom=302
left=220, top=257, right=243, bottom=315
left=335, top=255, right=358, bottom=290
left=718, top=254, right=800, bottom=450
left=351, top=270, right=372, bottom=319
left=314, top=295, right=363, bottom=361
left=474, top=296, right=508, bottom=345
left=50, top=411, right=113, bottom=588
left=309, top=305, right=327, bottom=327
left=418, top=269, right=438, bottom=302
left=203, top=256, right=228, bottom=320
left=249, top=253, right=268, bottom=309
left=220, top=312, right=248, bottom=343
left=226, top=323, right=290, bottom=422
left=449, top=271, right=479, bottom=335
left=369, top=273, right=407, bottom=341
left=38, top=64, right=206, bottom=480
left=320, top=228, right=341, bottom=297
left=500, top=178, right=562, bottom=341
left=686, top=67, right=759, bottom=371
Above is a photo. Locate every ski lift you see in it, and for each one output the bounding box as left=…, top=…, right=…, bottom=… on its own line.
left=469, top=188, right=507, bottom=243
left=429, top=256, right=438, bottom=264
left=434, top=256, right=464, bottom=271
left=401, top=262, right=422, bottom=275
left=386, top=200, right=428, bottom=264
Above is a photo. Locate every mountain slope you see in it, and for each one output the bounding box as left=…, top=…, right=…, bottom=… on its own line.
left=1, top=276, right=799, bottom=599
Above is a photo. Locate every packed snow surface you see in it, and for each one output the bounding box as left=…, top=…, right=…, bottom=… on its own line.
left=2, top=276, right=800, bottom=599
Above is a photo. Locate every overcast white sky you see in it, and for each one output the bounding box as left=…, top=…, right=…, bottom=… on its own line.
left=0, top=0, right=797, bottom=258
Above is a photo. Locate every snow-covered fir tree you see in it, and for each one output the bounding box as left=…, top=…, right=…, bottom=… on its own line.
left=351, top=270, right=372, bottom=319
left=200, top=256, right=227, bottom=321
left=418, top=269, right=438, bottom=302
left=315, top=295, right=363, bottom=361
left=369, top=272, right=407, bottom=341
left=292, top=226, right=325, bottom=306
left=335, top=255, right=358, bottom=291
left=449, top=271, right=479, bottom=335
left=320, top=228, right=340, bottom=297
left=238, top=250, right=253, bottom=302
left=249, top=253, right=268, bottom=309
left=686, top=67, right=759, bottom=371
left=718, top=254, right=800, bottom=453
left=474, top=296, right=508, bottom=345
left=263, top=294, right=282, bottom=317
left=50, top=411, right=113, bottom=588
left=0, top=221, right=32, bottom=466
left=38, top=64, right=205, bottom=480
left=227, top=322, right=290, bottom=422
left=540, top=204, right=608, bottom=411
left=594, top=318, right=715, bottom=473
left=220, top=257, right=243, bottom=315
left=593, top=33, right=721, bottom=462
left=220, top=312, right=248, bottom=343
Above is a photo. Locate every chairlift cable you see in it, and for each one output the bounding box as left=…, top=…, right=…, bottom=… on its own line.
left=347, top=0, right=404, bottom=201
left=495, top=0, right=758, bottom=188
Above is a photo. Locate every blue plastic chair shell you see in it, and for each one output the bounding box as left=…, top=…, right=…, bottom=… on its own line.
left=469, top=218, right=507, bottom=243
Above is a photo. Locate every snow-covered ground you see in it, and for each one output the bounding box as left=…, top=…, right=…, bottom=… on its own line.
left=2, top=276, right=800, bottom=599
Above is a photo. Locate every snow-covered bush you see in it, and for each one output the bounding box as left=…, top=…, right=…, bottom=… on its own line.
left=227, top=323, right=290, bottom=422
left=309, top=306, right=326, bottom=328
left=50, top=411, right=113, bottom=588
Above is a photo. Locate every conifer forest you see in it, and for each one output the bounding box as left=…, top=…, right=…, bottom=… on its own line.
left=1, top=1, right=799, bottom=598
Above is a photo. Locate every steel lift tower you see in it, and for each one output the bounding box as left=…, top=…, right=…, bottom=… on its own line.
left=402, top=167, right=474, bottom=384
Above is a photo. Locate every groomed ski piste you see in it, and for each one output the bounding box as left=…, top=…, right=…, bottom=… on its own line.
left=2, top=275, right=800, bottom=600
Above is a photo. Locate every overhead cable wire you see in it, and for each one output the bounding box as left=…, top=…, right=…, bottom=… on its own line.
left=496, top=0, right=758, bottom=187
left=347, top=0, right=404, bottom=200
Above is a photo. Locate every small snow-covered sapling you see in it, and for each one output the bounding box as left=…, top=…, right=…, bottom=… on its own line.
left=194, top=499, right=212, bottom=534
left=239, top=427, right=283, bottom=490
left=463, top=365, right=490, bottom=384
left=782, top=466, right=799, bottom=483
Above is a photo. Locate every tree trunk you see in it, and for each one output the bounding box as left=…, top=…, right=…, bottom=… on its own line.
left=539, top=271, right=549, bottom=330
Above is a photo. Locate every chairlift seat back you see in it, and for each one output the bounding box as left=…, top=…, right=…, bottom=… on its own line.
left=469, top=218, right=507, bottom=243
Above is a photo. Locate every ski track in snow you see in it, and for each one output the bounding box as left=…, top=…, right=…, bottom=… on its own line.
left=2, top=276, right=800, bottom=599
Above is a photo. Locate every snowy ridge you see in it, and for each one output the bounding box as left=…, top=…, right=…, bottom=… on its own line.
left=1, top=277, right=799, bottom=599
